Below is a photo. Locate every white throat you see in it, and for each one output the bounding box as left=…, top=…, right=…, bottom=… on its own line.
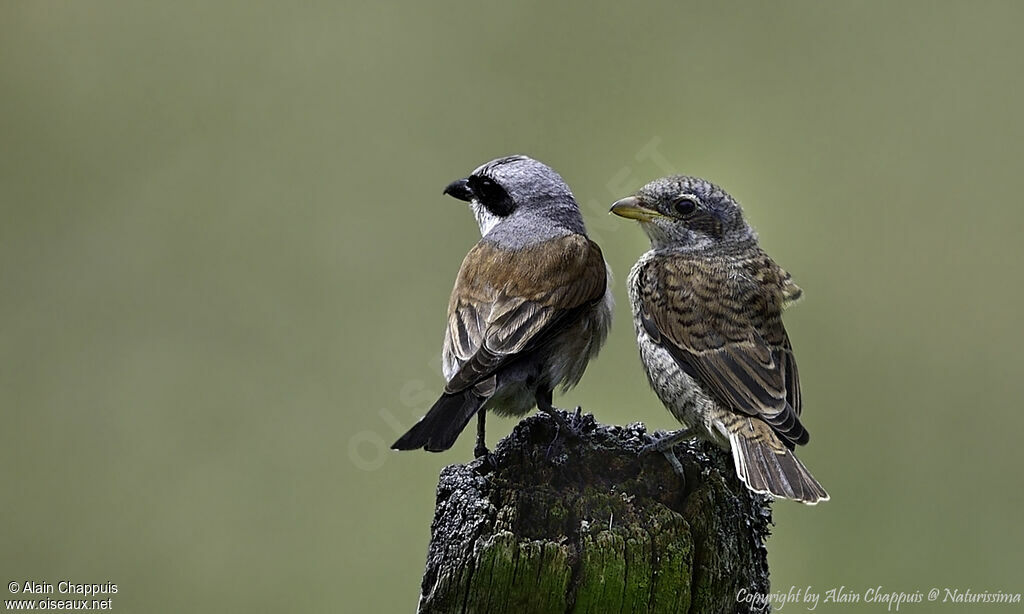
left=470, top=200, right=502, bottom=236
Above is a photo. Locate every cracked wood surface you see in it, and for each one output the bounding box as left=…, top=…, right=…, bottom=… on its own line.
left=415, top=412, right=772, bottom=614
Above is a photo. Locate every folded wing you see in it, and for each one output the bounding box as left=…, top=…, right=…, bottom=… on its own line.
left=444, top=234, right=608, bottom=394
left=637, top=254, right=808, bottom=448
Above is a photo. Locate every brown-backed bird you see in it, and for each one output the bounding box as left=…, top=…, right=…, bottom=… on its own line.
left=392, top=155, right=613, bottom=457
left=611, top=175, right=828, bottom=504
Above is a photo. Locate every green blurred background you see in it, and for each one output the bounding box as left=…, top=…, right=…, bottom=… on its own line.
left=3, top=1, right=1023, bottom=611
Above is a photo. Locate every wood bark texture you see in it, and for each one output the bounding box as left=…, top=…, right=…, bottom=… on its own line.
left=416, top=412, right=773, bottom=614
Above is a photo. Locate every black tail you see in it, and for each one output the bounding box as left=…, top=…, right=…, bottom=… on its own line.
left=391, top=390, right=485, bottom=452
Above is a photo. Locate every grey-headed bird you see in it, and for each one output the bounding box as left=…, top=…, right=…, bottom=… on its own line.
left=611, top=175, right=828, bottom=504
left=393, top=155, right=613, bottom=457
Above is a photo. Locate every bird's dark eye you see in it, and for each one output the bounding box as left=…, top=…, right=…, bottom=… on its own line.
left=477, top=177, right=498, bottom=197
left=672, top=195, right=699, bottom=216
left=469, top=175, right=515, bottom=217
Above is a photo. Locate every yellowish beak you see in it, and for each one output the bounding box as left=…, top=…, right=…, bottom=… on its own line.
left=609, top=196, right=663, bottom=221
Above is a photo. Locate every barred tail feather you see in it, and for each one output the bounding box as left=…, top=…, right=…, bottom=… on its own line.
left=730, top=434, right=829, bottom=505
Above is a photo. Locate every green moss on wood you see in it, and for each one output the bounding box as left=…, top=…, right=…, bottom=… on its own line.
left=416, top=414, right=771, bottom=614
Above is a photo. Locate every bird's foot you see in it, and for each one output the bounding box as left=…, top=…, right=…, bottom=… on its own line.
left=475, top=449, right=497, bottom=472
left=473, top=442, right=490, bottom=459
left=541, top=405, right=586, bottom=439
left=540, top=406, right=589, bottom=461
left=659, top=448, right=687, bottom=479
left=641, top=427, right=695, bottom=454
left=641, top=428, right=694, bottom=479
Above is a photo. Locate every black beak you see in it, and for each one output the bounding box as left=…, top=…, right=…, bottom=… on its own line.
left=443, top=178, right=474, bottom=202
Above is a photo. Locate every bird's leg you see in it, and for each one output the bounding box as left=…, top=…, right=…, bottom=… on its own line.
left=536, top=389, right=563, bottom=458
left=536, top=389, right=580, bottom=437
left=642, top=428, right=694, bottom=478
left=473, top=409, right=489, bottom=458
left=642, top=427, right=695, bottom=453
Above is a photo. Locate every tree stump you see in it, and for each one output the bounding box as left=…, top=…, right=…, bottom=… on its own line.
left=415, top=411, right=773, bottom=614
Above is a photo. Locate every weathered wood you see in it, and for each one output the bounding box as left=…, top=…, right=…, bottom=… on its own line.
left=416, top=412, right=772, bottom=614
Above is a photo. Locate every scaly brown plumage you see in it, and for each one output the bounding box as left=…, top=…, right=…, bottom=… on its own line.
left=612, top=175, right=828, bottom=504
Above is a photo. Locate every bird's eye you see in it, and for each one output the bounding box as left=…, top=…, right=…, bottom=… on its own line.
left=475, top=177, right=502, bottom=203
left=673, top=195, right=699, bottom=216
left=469, top=175, right=515, bottom=216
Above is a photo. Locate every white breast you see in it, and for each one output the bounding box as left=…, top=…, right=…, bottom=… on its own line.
left=628, top=252, right=725, bottom=445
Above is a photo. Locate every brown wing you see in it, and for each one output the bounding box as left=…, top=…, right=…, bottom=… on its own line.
left=443, top=234, right=607, bottom=394
left=637, top=252, right=808, bottom=448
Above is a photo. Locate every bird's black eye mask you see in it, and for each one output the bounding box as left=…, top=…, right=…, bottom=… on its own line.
left=468, top=175, right=515, bottom=217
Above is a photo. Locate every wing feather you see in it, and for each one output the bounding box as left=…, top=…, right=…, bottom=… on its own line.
left=442, top=235, right=607, bottom=394
left=638, top=252, right=808, bottom=448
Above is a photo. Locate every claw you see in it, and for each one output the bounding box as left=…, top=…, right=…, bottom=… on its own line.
left=661, top=448, right=686, bottom=479
left=544, top=421, right=561, bottom=460
left=478, top=450, right=497, bottom=472
left=535, top=390, right=590, bottom=457
left=641, top=428, right=695, bottom=480
left=541, top=407, right=582, bottom=438
left=642, top=428, right=694, bottom=453
left=540, top=407, right=588, bottom=461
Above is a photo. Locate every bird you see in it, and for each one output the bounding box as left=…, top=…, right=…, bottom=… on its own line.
left=610, top=175, right=828, bottom=504
left=392, top=155, right=614, bottom=457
